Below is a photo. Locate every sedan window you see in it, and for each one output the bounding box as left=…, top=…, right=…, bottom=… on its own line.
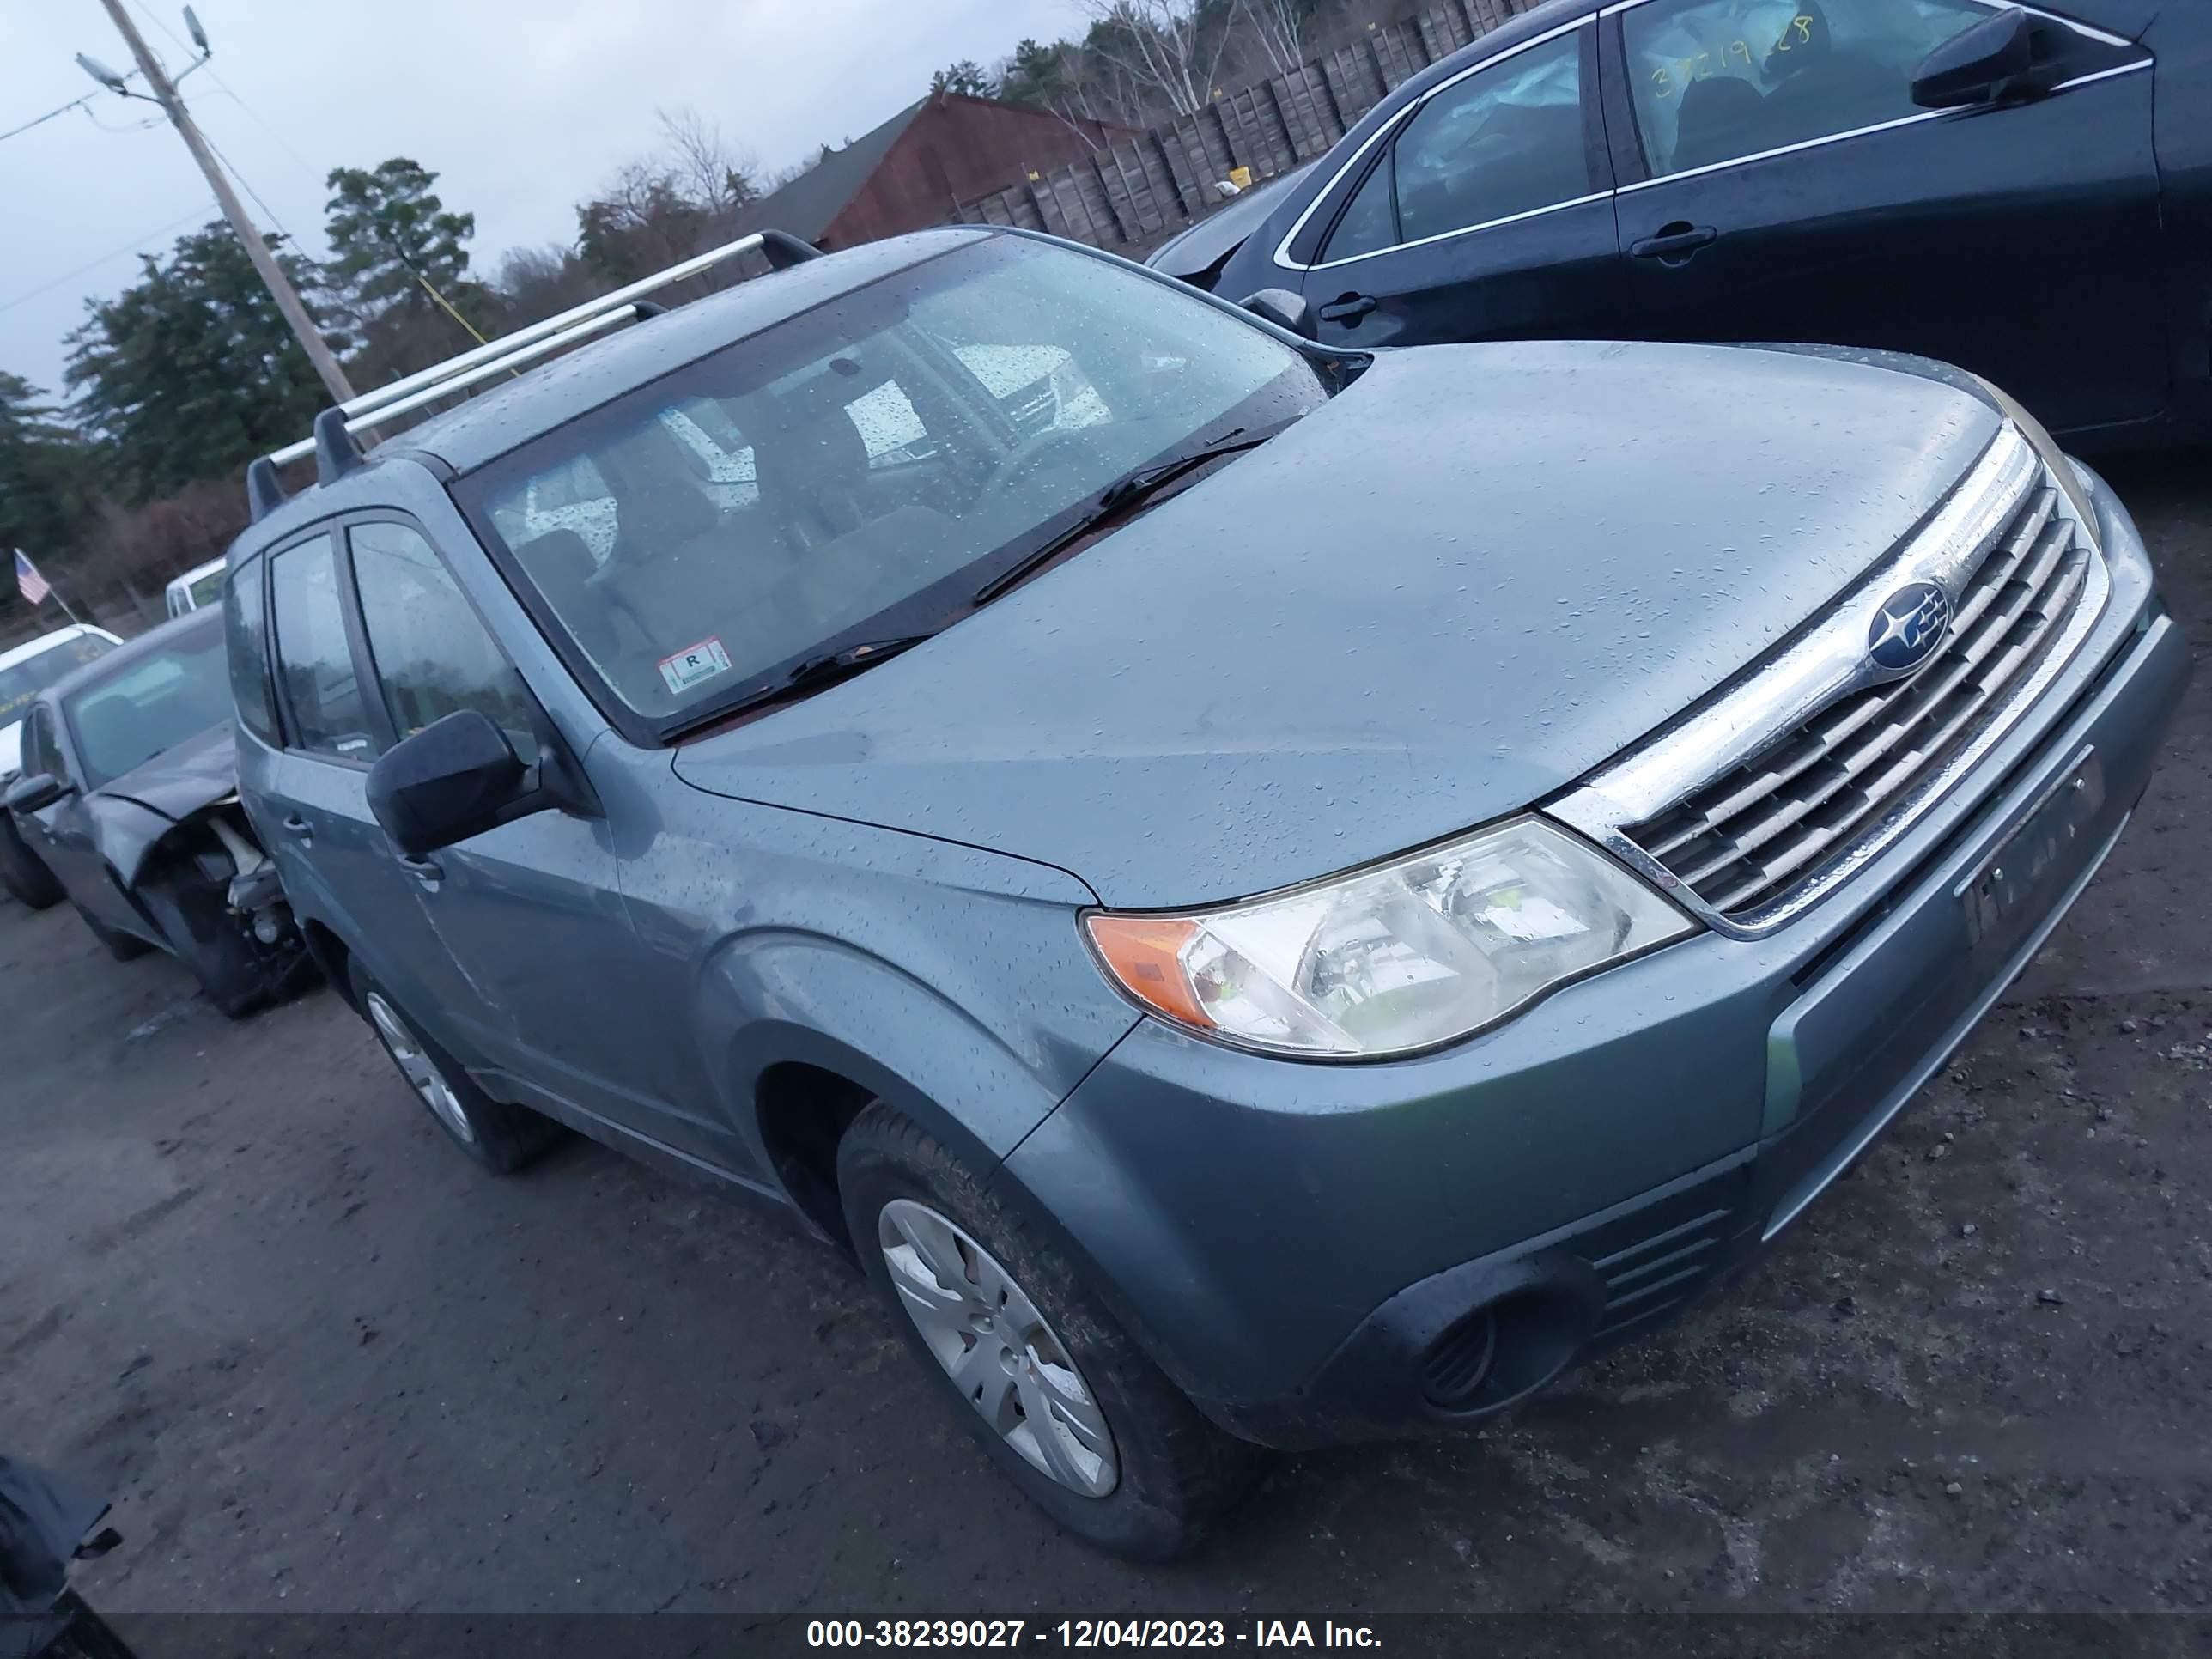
left=1388, top=31, right=1589, bottom=246
left=1624, top=0, right=1991, bottom=178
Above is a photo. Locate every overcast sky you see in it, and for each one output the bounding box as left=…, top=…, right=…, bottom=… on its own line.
left=1, top=0, right=1093, bottom=402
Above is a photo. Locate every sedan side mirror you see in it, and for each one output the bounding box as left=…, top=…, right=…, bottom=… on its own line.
left=1911, top=6, right=2035, bottom=109
left=4, top=772, right=70, bottom=815
left=367, top=709, right=532, bottom=856
left=1239, top=288, right=1316, bottom=340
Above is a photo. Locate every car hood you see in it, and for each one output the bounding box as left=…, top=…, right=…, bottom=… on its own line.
left=1146, top=165, right=1316, bottom=283
left=91, top=722, right=241, bottom=886
left=674, top=338, right=2002, bottom=908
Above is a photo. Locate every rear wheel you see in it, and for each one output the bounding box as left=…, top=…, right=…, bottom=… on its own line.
left=837, top=1102, right=1266, bottom=1559
left=0, top=816, right=62, bottom=908
left=350, top=963, right=559, bottom=1174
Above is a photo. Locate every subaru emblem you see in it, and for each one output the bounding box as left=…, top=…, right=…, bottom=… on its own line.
left=1867, top=581, right=1951, bottom=675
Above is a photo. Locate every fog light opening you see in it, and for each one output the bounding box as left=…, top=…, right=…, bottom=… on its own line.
left=1420, top=1286, right=1588, bottom=1413
left=1420, top=1309, right=1498, bottom=1408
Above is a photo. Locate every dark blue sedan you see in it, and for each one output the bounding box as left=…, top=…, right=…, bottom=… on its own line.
left=1190, top=0, right=2209, bottom=447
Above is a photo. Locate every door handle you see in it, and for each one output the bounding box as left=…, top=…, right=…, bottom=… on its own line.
left=399, top=854, right=444, bottom=890
left=280, top=814, right=313, bottom=842
left=1630, top=222, right=1718, bottom=264
left=1316, top=294, right=1378, bottom=324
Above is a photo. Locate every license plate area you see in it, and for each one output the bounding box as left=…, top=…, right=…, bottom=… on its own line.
left=1958, top=744, right=2105, bottom=958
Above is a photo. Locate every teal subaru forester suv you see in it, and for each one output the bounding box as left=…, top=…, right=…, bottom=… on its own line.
left=216, top=224, right=2185, bottom=1556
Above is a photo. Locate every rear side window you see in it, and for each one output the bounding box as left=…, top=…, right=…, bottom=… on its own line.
left=268, top=533, right=374, bottom=762
left=1321, top=158, right=1399, bottom=263
left=1623, top=0, right=1991, bottom=177
left=349, top=522, right=541, bottom=765
left=224, top=553, right=279, bottom=746
left=1389, top=31, right=1588, bottom=244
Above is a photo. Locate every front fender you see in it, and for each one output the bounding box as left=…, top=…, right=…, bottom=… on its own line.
left=85, top=794, right=179, bottom=890
left=698, top=927, right=1138, bottom=1185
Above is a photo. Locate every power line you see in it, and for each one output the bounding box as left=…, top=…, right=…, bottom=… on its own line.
left=0, top=201, right=218, bottom=318
left=0, top=92, right=99, bottom=145
left=195, top=122, right=303, bottom=252
left=128, top=0, right=327, bottom=253
left=129, top=0, right=194, bottom=58
left=92, top=0, right=352, bottom=398
left=79, top=104, right=164, bottom=134
left=131, top=0, right=318, bottom=182
left=204, top=79, right=322, bottom=187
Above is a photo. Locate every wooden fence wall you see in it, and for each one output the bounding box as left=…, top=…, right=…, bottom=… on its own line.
left=955, top=0, right=1543, bottom=254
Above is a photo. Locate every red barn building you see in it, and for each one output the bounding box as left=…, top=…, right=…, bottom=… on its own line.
left=739, top=92, right=1136, bottom=251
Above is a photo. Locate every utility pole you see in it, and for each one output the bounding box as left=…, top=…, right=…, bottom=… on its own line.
left=89, top=0, right=356, bottom=404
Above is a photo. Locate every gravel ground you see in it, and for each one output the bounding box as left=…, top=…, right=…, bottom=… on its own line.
left=3, top=455, right=2209, bottom=1622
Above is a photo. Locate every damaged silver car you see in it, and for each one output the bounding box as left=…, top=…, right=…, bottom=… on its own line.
left=3, top=608, right=313, bottom=1017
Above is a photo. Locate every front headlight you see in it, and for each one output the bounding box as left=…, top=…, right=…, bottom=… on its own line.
left=1084, top=817, right=1696, bottom=1060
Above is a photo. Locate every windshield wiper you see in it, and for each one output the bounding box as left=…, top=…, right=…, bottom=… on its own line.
left=969, top=428, right=1273, bottom=606
left=702, top=634, right=936, bottom=723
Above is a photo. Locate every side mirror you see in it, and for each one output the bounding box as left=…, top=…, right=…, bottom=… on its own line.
left=1239, top=288, right=1316, bottom=340
left=4, top=772, right=70, bottom=815
left=366, top=709, right=531, bottom=857
left=1911, top=6, right=2035, bottom=108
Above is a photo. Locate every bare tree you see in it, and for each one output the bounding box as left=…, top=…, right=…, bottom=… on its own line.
left=1237, top=0, right=1316, bottom=76
left=656, top=105, right=761, bottom=217
left=492, top=242, right=599, bottom=326
left=1079, top=0, right=1235, bottom=118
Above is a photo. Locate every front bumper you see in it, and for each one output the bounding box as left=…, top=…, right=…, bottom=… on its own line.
left=998, top=468, right=2189, bottom=1450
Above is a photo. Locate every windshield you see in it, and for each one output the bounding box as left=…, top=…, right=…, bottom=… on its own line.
left=63, top=624, right=233, bottom=788
left=0, top=635, right=115, bottom=729
left=456, top=235, right=1327, bottom=731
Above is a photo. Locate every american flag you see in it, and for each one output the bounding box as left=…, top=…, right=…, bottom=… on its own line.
left=14, top=549, right=49, bottom=606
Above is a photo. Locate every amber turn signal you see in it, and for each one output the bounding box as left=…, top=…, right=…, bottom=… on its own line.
left=1084, top=914, right=1211, bottom=1029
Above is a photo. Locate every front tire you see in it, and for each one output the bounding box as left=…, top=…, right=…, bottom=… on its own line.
left=73, top=901, right=150, bottom=961
left=0, top=816, right=63, bottom=909
left=350, top=963, right=558, bottom=1174
left=838, top=1102, right=1266, bottom=1559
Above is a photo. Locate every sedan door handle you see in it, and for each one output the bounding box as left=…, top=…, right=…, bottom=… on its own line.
left=1316, top=294, right=1378, bottom=323
left=399, top=854, right=444, bottom=890
left=1629, top=222, right=1719, bottom=264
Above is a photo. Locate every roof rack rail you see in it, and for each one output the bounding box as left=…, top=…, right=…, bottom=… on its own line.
left=245, top=456, right=287, bottom=519
left=258, top=228, right=819, bottom=479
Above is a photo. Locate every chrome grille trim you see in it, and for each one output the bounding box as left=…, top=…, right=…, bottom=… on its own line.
left=1549, top=425, right=2110, bottom=939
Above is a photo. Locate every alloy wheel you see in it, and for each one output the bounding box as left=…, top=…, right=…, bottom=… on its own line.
left=365, top=991, right=476, bottom=1145
left=878, top=1198, right=1118, bottom=1497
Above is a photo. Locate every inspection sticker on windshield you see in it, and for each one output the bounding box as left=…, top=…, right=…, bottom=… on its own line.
left=659, top=637, right=732, bottom=694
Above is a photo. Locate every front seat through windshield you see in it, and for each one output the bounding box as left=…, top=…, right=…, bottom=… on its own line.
left=459, top=235, right=1328, bottom=730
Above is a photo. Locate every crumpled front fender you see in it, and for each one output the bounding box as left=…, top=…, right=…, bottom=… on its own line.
left=87, top=793, right=191, bottom=890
